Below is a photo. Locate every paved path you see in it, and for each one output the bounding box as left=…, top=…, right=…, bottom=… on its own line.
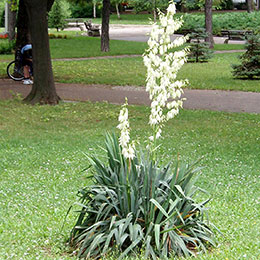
left=1, top=79, right=260, bottom=114
left=1, top=26, right=255, bottom=113
left=67, top=24, right=246, bottom=45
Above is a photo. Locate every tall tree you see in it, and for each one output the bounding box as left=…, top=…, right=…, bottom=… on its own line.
left=16, top=0, right=30, bottom=49
left=111, top=0, right=124, bottom=19
left=23, top=0, right=60, bottom=104
left=247, top=0, right=255, bottom=13
left=205, top=0, right=214, bottom=49
left=7, top=0, right=17, bottom=42
left=48, top=0, right=67, bottom=31
left=101, top=0, right=110, bottom=52
left=129, top=0, right=168, bottom=22
left=93, top=0, right=97, bottom=18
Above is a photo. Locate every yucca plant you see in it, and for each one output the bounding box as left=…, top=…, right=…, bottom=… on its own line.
left=69, top=2, right=217, bottom=259
left=69, top=133, right=216, bottom=259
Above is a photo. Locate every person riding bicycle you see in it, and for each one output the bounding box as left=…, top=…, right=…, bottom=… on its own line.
left=21, top=44, right=33, bottom=85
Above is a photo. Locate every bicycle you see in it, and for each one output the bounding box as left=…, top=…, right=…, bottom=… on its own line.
left=6, top=49, right=33, bottom=81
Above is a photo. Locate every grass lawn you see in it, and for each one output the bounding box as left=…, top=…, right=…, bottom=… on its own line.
left=0, top=100, right=259, bottom=259
left=1, top=51, right=258, bottom=92
left=49, top=52, right=259, bottom=92
left=0, top=33, right=244, bottom=62
left=0, top=37, right=148, bottom=61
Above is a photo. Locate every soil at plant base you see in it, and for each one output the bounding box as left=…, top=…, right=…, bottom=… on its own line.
left=1, top=78, right=260, bottom=114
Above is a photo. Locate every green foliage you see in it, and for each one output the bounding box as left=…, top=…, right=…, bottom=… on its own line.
left=178, top=11, right=260, bottom=36
left=69, top=133, right=216, bottom=259
left=0, top=39, right=15, bottom=54
left=48, top=33, right=68, bottom=39
left=232, top=34, right=260, bottom=79
left=129, top=0, right=169, bottom=13
left=188, top=28, right=213, bottom=63
left=0, top=10, right=4, bottom=27
left=70, top=2, right=102, bottom=18
left=219, top=0, right=234, bottom=10
left=48, top=0, right=70, bottom=31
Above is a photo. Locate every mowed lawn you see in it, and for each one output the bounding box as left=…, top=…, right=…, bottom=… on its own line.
left=0, top=100, right=259, bottom=259
left=1, top=35, right=255, bottom=92
left=50, top=52, right=259, bottom=92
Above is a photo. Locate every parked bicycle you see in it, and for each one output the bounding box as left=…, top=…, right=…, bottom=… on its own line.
left=7, top=48, right=33, bottom=81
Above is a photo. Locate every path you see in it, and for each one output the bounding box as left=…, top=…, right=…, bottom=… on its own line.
left=1, top=79, right=260, bottom=114
left=67, top=24, right=246, bottom=45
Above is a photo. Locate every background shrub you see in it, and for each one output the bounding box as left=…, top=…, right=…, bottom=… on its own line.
left=48, top=0, right=71, bottom=30
left=188, top=28, right=213, bottom=62
left=0, top=10, right=4, bottom=27
left=0, top=40, right=15, bottom=54
left=178, top=11, right=260, bottom=35
left=232, top=34, right=260, bottom=79
left=70, top=2, right=101, bottom=18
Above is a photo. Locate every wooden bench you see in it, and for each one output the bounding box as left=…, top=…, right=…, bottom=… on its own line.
left=221, top=30, right=253, bottom=44
left=65, top=19, right=85, bottom=31
left=84, top=21, right=100, bottom=37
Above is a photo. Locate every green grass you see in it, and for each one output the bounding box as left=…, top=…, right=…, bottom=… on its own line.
left=0, top=100, right=259, bottom=259
left=0, top=33, right=244, bottom=62
left=0, top=37, right=148, bottom=62
left=2, top=52, right=258, bottom=92
left=49, top=52, right=259, bottom=92
left=50, top=37, right=147, bottom=59
left=213, top=44, right=244, bottom=51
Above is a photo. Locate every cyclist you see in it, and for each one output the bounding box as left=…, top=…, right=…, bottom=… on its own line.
left=21, top=44, right=33, bottom=85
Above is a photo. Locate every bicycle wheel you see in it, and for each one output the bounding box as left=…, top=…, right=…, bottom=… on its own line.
left=7, top=60, right=25, bottom=81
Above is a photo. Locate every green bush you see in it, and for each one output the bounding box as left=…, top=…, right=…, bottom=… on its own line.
left=179, top=11, right=260, bottom=36
left=0, top=10, right=4, bottom=27
left=70, top=2, right=101, bottom=18
left=130, top=0, right=169, bottom=13
left=69, top=133, right=216, bottom=259
left=232, top=34, right=260, bottom=79
left=48, top=0, right=71, bottom=31
left=0, top=40, right=15, bottom=54
left=188, top=28, right=213, bottom=62
left=48, top=33, right=68, bottom=39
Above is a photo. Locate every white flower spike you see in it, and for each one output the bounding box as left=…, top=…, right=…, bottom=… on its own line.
left=117, top=99, right=135, bottom=160
left=143, top=1, right=188, bottom=145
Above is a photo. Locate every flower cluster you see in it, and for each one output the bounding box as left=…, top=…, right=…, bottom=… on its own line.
left=117, top=2, right=188, bottom=160
left=143, top=1, right=188, bottom=143
left=117, top=100, right=135, bottom=160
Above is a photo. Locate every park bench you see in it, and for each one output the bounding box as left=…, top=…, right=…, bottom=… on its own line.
left=221, top=30, right=253, bottom=44
left=84, top=21, right=100, bottom=37
left=65, top=19, right=85, bottom=31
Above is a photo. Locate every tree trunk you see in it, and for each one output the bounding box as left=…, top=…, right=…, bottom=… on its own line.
left=23, top=0, right=60, bottom=105
left=93, top=2, right=96, bottom=18
left=153, top=0, right=157, bottom=23
left=205, top=0, right=214, bottom=49
left=7, top=1, right=17, bottom=42
left=247, top=0, right=255, bottom=12
left=16, top=0, right=30, bottom=50
left=101, top=0, right=110, bottom=52
left=115, top=3, right=121, bottom=19
left=47, top=0, right=55, bottom=12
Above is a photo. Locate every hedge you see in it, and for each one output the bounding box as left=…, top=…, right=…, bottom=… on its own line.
left=178, top=11, right=260, bottom=35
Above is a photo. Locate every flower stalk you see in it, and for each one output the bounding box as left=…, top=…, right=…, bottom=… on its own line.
left=117, top=98, right=135, bottom=162
left=143, top=1, right=189, bottom=161
left=118, top=1, right=188, bottom=163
